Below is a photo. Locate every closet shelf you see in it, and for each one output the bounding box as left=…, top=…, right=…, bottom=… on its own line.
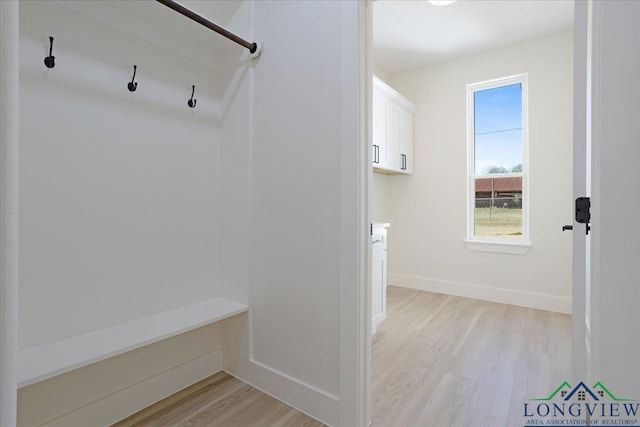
left=18, top=297, right=248, bottom=388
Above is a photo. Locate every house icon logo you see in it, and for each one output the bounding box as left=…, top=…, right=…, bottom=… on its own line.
left=522, top=381, right=639, bottom=426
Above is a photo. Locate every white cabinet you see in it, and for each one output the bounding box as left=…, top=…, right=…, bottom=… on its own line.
left=372, top=223, right=389, bottom=335
left=398, top=108, right=414, bottom=174
left=372, top=76, right=417, bottom=175
left=372, top=90, right=389, bottom=169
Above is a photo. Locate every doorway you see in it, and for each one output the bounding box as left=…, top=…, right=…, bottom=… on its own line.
left=366, top=1, right=576, bottom=424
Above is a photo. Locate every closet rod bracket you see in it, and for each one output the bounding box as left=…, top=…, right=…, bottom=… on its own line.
left=155, top=0, right=261, bottom=58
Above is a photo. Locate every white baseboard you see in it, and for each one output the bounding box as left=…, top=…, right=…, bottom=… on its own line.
left=43, top=349, right=223, bottom=427
left=223, top=353, right=340, bottom=427
left=388, top=273, right=572, bottom=314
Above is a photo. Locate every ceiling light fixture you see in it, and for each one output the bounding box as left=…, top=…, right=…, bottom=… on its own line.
left=428, top=0, right=457, bottom=5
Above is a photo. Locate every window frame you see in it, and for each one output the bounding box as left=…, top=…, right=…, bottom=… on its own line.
left=466, top=74, right=531, bottom=254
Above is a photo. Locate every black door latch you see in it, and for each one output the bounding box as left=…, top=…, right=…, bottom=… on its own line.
left=575, top=197, right=591, bottom=235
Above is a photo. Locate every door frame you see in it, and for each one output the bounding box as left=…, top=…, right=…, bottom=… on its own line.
left=339, top=1, right=372, bottom=426
left=0, top=1, right=20, bottom=426
left=356, top=0, right=594, bottom=419
left=572, top=0, right=590, bottom=384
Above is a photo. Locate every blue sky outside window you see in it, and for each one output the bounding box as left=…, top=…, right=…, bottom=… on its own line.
left=474, top=83, right=523, bottom=175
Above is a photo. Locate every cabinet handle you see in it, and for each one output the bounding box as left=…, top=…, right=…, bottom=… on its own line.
left=401, top=154, right=406, bottom=170
left=373, top=145, right=379, bottom=164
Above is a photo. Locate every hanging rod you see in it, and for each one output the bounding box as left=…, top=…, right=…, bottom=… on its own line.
left=155, top=0, right=260, bottom=56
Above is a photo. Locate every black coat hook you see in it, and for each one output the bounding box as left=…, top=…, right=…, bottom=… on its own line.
left=188, top=85, right=197, bottom=108
left=44, top=36, right=55, bottom=69
left=128, top=65, right=138, bottom=92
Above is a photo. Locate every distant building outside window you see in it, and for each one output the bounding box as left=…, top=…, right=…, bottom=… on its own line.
left=467, top=74, right=529, bottom=243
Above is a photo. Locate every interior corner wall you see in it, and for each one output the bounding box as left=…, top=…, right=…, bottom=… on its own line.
left=219, top=0, right=253, bottom=306
left=372, top=64, right=391, bottom=83
left=18, top=1, right=223, bottom=350
left=17, top=1, right=227, bottom=424
left=386, top=30, right=574, bottom=313
left=250, top=0, right=341, bottom=396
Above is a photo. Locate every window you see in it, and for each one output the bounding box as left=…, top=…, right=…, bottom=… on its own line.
left=467, top=75, right=529, bottom=250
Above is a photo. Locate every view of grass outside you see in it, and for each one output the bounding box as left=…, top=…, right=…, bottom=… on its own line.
left=471, top=80, right=526, bottom=241
left=474, top=207, right=523, bottom=239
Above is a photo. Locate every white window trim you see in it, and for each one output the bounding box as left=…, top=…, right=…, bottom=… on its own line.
left=466, top=74, right=530, bottom=254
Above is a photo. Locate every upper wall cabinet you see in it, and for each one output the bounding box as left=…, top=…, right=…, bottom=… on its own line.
left=372, top=76, right=417, bottom=175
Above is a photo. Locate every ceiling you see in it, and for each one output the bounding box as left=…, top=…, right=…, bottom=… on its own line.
left=373, top=0, right=574, bottom=76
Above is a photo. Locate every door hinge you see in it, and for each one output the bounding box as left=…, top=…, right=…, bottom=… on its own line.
left=575, top=197, right=591, bottom=235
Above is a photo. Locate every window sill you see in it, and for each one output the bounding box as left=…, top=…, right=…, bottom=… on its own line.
left=464, top=239, right=532, bottom=255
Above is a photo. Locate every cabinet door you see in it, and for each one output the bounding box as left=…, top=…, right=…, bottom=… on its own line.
left=371, top=229, right=387, bottom=335
left=372, top=90, right=389, bottom=168
left=398, top=110, right=413, bottom=174
left=372, top=249, right=385, bottom=334
left=387, top=104, right=402, bottom=171
left=387, top=102, right=413, bottom=174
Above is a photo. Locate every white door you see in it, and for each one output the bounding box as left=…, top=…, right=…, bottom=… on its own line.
left=577, top=0, right=640, bottom=396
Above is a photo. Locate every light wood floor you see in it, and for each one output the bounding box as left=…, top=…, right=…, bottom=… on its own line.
left=112, top=372, right=324, bottom=427
left=113, top=286, right=571, bottom=427
left=371, top=286, right=571, bottom=427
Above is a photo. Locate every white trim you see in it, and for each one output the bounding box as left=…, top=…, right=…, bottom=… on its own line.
left=223, top=354, right=339, bottom=427
left=36, top=350, right=223, bottom=427
left=572, top=0, right=589, bottom=384
left=466, top=73, right=530, bottom=245
left=372, top=75, right=418, bottom=114
left=0, top=1, right=19, bottom=425
left=587, top=0, right=601, bottom=385
left=464, top=239, right=532, bottom=255
left=18, top=298, right=247, bottom=388
left=341, top=1, right=371, bottom=426
left=388, top=273, right=572, bottom=314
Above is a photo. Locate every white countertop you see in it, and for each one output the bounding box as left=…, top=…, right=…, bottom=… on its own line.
left=373, top=222, right=390, bottom=229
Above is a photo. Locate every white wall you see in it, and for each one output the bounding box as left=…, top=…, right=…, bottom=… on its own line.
left=216, top=1, right=365, bottom=425
left=384, top=30, right=574, bottom=313
left=17, top=1, right=230, bottom=424
left=19, top=1, right=224, bottom=349
left=220, top=1, right=253, bottom=306
left=372, top=173, right=392, bottom=223
left=221, top=2, right=362, bottom=425
left=16, top=1, right=362, bottom=425
left=372, top=64, right=390, bottom=83
left=250, top=0, right=342, bottom=395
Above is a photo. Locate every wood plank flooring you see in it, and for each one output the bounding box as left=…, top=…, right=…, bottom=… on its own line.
left=113, top=286, right=571, bottom=427
left=371, top=286, right=572, bottom=427
left=112, top=372, right=324, bottom=427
